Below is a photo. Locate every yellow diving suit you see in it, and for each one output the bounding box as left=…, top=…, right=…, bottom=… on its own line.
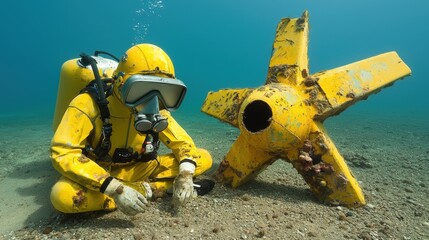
left=50, top=46, right=212, bottom=214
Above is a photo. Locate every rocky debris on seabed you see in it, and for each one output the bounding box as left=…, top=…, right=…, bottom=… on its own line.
left=1, top=122, right=429, bottom=240
left=1, top=181, right=428, bottom=240
left=343, top=151, right=374, bottom=169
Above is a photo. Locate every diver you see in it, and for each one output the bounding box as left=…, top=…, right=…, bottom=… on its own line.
left=50, top=43, right=214, bottom=216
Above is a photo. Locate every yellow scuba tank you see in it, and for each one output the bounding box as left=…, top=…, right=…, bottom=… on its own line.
left=52, top=54, right=118, bottom=131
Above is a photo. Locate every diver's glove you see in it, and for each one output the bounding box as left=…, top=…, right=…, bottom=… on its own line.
left=173, top=161, right=196, bottom=207
left=103, top=178, right=148, bottom=216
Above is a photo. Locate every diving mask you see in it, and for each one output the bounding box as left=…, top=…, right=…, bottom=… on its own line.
left=120, top=74, right=187, bottom=133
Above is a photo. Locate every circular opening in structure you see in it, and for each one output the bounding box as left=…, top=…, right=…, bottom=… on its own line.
left=243, top=100, right=272, bottom=133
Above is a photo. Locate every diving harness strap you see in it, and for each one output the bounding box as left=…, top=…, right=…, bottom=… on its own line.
left=79, top=52, right=160, bottom=163
left=79, top=53, right=113, bottom=160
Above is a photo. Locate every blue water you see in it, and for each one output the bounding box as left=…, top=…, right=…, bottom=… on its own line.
left=1, top=1, right=429, bottom=235
left=0, top=0, right=428, bottom=122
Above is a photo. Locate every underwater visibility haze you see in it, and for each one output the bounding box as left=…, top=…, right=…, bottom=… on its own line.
left=0, top=0, right=428, bottom=120
left=0, top=0, right=429, bottom=237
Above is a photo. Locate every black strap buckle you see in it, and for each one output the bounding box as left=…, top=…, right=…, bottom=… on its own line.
left=112, top=148, right=136, bottom=163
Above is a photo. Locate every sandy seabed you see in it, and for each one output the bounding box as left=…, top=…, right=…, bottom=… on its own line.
left=0, top=111, right=428, bottom=240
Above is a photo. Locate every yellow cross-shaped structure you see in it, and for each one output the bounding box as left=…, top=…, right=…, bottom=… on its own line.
left=201, top=11, right=411, bottom=207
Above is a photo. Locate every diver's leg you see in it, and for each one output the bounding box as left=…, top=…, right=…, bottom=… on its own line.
left=50, top=176, right=115, bottom=213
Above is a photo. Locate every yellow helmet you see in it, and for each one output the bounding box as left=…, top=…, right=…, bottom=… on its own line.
left=113, top=43, right=175, bottom=90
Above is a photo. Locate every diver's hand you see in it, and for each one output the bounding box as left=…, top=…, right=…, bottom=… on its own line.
left=104, top=178, right=148, bottom=216
left=173, top=170, right=196, bottom=207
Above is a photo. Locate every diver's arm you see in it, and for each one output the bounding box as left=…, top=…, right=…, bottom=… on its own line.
left=158, top=110, right=200, bottom=166
left=50, top=94, right=110, bottom=191
left=159, top=110, right=199, bottom=206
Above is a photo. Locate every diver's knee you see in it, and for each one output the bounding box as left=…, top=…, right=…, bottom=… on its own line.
left=196, top=148, right=213, bottom=174
left=50, top=178, right=77, bottom=213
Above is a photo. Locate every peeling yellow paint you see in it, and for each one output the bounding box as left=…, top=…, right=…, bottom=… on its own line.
left=201, top=11, right=411, bottom=207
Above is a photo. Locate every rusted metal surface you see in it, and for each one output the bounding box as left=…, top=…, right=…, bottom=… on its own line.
left=201, top=11, right=411, bottom=207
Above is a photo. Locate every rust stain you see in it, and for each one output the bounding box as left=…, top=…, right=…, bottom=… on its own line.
left=286, top=39, right=295, bottom=45
left=229, top=164, right=243, bottom=178
left=346, top=92, right=355, bottom=99
left=313, top=100, right=330, bottom=114
left=94, top=173, right=110, bottom=182
left=264, top=90, right=274, bottom=98
left=334, top=173, right=349, bottom=189
left=78, top=155, right=90, bottom=163
left=301, top=69, right=308, bottom=78
left=266, top=64, right=292, bottom=84
left=103, top=198, right=113, bottom=209
left=304, top=87, right=330, bottom=114
left=72, top=190, right=86, bottom=207
left=276, top=18, right=291, bottom=35
left=303, top=76, right=319, bottom=87
left=215, top=157, right=230, bottom=182
left=216, top=156, right=243, bottom=185
left=295, top=12, right=307, bottom=32
left=223, top=92, right=243, bottom=122
left=314, top=135, right=329, bottom=153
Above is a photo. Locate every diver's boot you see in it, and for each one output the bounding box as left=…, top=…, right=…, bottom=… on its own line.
left=166, top=179, right=215, bottom=196
left=193, top=179, right=215, bottom=196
